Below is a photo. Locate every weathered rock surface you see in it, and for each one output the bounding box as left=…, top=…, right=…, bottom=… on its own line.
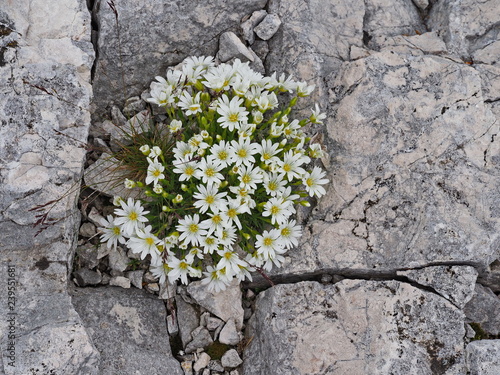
left=71, top=286, right=183, bottom=375
left=244, top=280, right=466, bottom=375
left=466, top=340, right=500, bottom=375
left=0, top=0, right=99, bottom=373
left=92, top=0, right=267, bottom=117
left=397, top=265, right=478, bottom=308
left=428, top=0, right=500, bottom=60
left=266, top=50, right=499, bottom=283
left=187, top=279, right=244, bottom=330
left=266, top=0, right=364, bottom=109
left=464, top=284, right=500, bottom=337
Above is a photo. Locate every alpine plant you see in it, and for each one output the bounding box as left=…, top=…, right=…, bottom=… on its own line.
left=99, top=56, right=329, bottom=292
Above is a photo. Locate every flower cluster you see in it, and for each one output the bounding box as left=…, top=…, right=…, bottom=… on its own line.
left=99, top=56, right=328, bottom=292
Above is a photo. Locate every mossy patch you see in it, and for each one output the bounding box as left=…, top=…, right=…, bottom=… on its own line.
left=205, top=342, right=229, bottom=360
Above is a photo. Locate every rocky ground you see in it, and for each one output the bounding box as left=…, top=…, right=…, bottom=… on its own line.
left=1, top=0, right=500, bottom=374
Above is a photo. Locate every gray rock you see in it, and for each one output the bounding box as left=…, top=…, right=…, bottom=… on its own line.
left=108, top=246, right=130, bottom=273
left=264, top=50, right=500, bottom=285
left=363, top=0, right=425, bottom=50
left=71, top=286, right=183, bottom=375
left=126, top=270, right=145, bottom=289
left=92, top=0, right=267, bottom=117
left=84, top=152, right=143, bottom=198
left=167, top=314, right=179, bottom=337
left=111, top=105, right=127, bottom=127
left=206, top=316, right=224, bottom=332
left=411, top=0, right=428, bottom=11
left=464, top=284, right=500, bottom=337
left=251, top=40, right=269, bottom=60
left=230, top=370, right=241, bottom=375
left=123, top=96, right=146, bottom=116
left=187, top=279, right=244, bottom=330
left=75, top=243, right=99, bottom=269
left=377, top=32, right=448, bottom=55
left=209, top=360, right=225, bottom=372
left=145, top=282, right=160, bottom=293
left=466, top=340, right=500, bottom=375
left=109, top=276, right=131, bottom=289
left=101, top=273, right=111, bottom=285
left=109, top=110, right=151, bottom=152
left=159, top=280, right=177, bottom=300
left=79, top=222, right=96, bottom=238
left=218, top=319, right=242, bottom=346
left=241, top=10, right=268, bottom=44
left=266, top=0, right=364, bottom=110
left=428, top=0, right=500, bottom=60
left=193, top=352, right=211, bottom=372
left=243, top=280, right=465, bottom=375
left=254, top=14, right=282, bottom=41
left=73, top=268, right=102, bottom=287
left=218, top=32, right=254, bottom=63
left=176, top=295, right=200, bottom=348
left=185, top=327, right=213, bottom=354
left=397, top=265, right=478, bottom=308
left=0, top=0, right=100, bottom=373
left=87, top=206, right=106, bottom=227
left=221, top=349, right=243, bottom=369
left=181, top=361, right=193, bottom=375
left=97, top=243, right=112, bottom=259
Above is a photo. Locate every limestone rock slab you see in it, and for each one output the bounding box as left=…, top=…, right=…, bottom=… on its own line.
left=92, top=0, right=267, bottom=117
left=428, top=0, right=500, bottom=60
left=398, top=265, right=478, bottom=308
left=266, top=0, right=364, bottom=109
left=464, top=284, right=500, bottom=337
left=71, top=286, right=183, bottom=375
left=267, top=51, right=499, bottom=282
left=243, top=280, right=466, bottom=375
left=466, top=340, right=500, bottom=375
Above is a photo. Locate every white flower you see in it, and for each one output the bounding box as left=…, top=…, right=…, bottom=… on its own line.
left=150, top=262, right=170, bottom=285
left=145, top=157, right=165, bottom=186
left=196, top=156, right=224, bottom=186
left=177, top=214, right=207, bottom=246
left=167, top=255, right=197, bottom=285
left=278, top=150, right=309, bottom=181
left=278, top=219, right=302, bottom=249
left=210, top=140, right=234, bottom=168
left=216, top=249, right=247, bottom=276
left=150, top=146, right=162, bottom=158
left=310, top=103, right=327, bottom=124
left=283, top=119, right=301, bottom=138
left=257, top=139, right=281, bottom=165
left=200, top=235, right=220, bottom=254
left=112, top=196, right=123, bottom=206
left=153, top=184, right=163, bottom=194
left=201, top=266, right=231, bottom=293
left=217, top=225, right=237, bottom=247
left=216, top=94, right=249, bottom=131
left=296, top=81, right=315, bottom=97
left=230, top=137, right=259, bottom=167
left=263, top=197, right=293, bottom=225
left=203, top=63, right=235, bottom=91
left=220, top=200, right=245, bottom=230
left=169, top=119, right=183, bottom=133
left=200, top=212, right=228, bottom=237
left=147, top=77, right=175, bottom=107
left=114, top=198, right=149, bottom=236
left=179, top=91, right=202, bottom=116
left=99, top=215, right=126, bottom=250
left=253, top=91, right=278, bottom=111
left=124, top=178, right=136, bottom=189
left=173, top=141, right=194, bottom=160
left=302, top=166, right=329, bottom=197
left=309, top=143, right=324, bottom=158
left=262, top=172, right=287, bottom=197
left=127, top=225, right=161, bottom=263
left=139, top=145, right=150, bottom=155
left=237, top=164, right=263, bottom=190
left=193, top=184, right=227, bottom=214
left=173, top=157, right=199, bottom=181
left=255, top=229, right=285, bottom=259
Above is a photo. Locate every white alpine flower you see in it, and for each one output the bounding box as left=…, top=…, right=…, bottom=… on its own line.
left=302, top=166, right=329, bottom=197
left=114, top=198, right=149, bottom=236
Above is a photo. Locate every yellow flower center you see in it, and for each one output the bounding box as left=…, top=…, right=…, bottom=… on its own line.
left=227, top=208, right=237, bottom=218
left=263, top=237, right=273, bottom=247
left=229, top=113, right=239, bottom=122
left=206, top=195, right=215, bottom=204
left=268, top=182, right=277, bottom=191
left=218, top=150, right=228, bottom=160
left=145, top=237, right=155, bottom=246
left=205, top=168, right=215, bottom=177
left=112, top=227, right=121, bottom=235
left=270, top=206, right=280, bottom=215
left=242, top=174, right=251, bottom=184
left=263, top=153, right=271, bottom=160
left=153, top=169, right=161, bottom=177
left=237, top=149, right=247, bottom=158
left=189, top=224, right=199, bottom=233
left=179, top=261, right=188, bottom=270
left=212, top=215, right=222, bottom=224
left=128, top=212, right=138, bottom=221
left=224, top=252, right=233, bottom=260
left=185, top=166, right=195, bottom=176
left=306, top=178, right=314, bottom=187
left=281, top=227, right=291, bottom=236
left=283, top=164, right=291, bottom=172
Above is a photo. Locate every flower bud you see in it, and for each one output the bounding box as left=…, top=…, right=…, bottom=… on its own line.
left=139, top=145, right=150, bottom=155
